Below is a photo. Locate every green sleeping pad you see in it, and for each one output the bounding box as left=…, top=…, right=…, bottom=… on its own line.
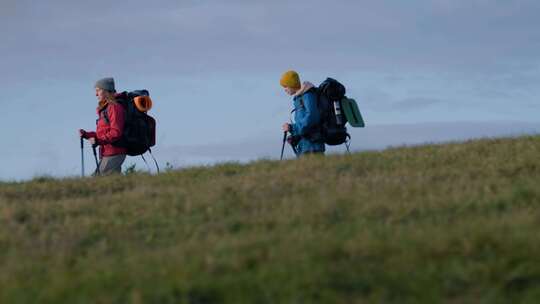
left=342, top=98, right=365, bottom=127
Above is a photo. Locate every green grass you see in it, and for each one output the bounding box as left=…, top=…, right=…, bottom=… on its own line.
left=1, top=136, right=540, bottom=303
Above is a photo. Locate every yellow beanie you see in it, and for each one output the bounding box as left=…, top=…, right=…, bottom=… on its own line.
left=280, top=70, right=301, bottom=89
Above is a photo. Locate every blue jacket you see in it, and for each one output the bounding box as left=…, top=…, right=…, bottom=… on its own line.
left=290, top=82, right=325, bottom=155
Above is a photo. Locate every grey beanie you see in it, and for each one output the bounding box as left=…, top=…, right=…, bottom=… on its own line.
left=95, top=77, right=116, bottom=92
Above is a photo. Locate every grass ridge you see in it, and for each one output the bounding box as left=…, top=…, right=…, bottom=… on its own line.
left=1, top=135, right=539, bottom=303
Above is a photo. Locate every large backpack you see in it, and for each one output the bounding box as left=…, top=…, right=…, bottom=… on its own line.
left=102, top=90, right=156, bottom=156
left=316, top=78, right=350, bottom=145
left=314, top=78, right=365, bottom=146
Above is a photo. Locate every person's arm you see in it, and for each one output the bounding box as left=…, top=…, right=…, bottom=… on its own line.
left=292, top=92, right=320, bottom=136
left=96, top=104, right=125, bottom=144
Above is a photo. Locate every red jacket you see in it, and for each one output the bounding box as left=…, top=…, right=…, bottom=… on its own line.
left=84, top=102, right=128, bottom=157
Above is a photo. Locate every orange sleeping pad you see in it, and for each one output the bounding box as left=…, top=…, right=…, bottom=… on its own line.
left=134, top=95, right=153, bottom=112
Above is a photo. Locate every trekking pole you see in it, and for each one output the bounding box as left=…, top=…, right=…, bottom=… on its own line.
left=92, top=144, right=100, bottom=175
left=280, top=131, right=287, bottom=160
left=80, top=137, right=85, bottom=177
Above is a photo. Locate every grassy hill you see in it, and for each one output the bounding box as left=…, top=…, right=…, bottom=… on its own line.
left=1, top=136, right=539, bottom=304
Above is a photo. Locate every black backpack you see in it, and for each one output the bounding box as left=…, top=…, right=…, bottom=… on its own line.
left=316, top=78, right=350, bottom=145
left=102, top=90, right=156, bottom=156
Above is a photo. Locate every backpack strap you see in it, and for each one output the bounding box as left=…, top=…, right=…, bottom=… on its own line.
left=100, top=101, right=126, bottom=125
left=149, top=148, right=160, bottom=174
left=346, top=137, right=351, bottom=153
left=294, top=87, right=318, bottom=109
left=97, top=106, right=111, bottom=125
left=141, top=154, right=151, bottom=171
left=294, top=88, right=324, bottom=142
left=102, top=107, right=110, bottom=124
left=138, top=150, right=161, bottom=174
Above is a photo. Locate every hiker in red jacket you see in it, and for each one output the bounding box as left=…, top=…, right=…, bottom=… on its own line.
left=79, top=77, right=127, bottom=175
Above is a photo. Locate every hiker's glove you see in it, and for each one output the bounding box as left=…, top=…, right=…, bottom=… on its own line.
left=282, top=123, right=292, bottom=132
left=79, top=129, right=88, bottom=138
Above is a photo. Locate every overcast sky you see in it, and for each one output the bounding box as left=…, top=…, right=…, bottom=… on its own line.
left=1, top=0, right=539, bottom=180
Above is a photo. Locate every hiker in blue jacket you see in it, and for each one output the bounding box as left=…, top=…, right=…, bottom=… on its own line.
left=280, top=70, right=325, bottom=155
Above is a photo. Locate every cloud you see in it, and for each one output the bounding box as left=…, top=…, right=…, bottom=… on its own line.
left=355, top=85, right=446, bottom=112
left=392, top=97, right=446, bottom=110
left=3, top=0, right=540, bottom=85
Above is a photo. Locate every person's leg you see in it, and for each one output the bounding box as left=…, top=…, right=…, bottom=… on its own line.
left=296, top=138, right=325, bottom=157
left=297, top=140, right=325, bottom=157
left=300, top=151, right=324, bottom=157
left=97, top=154, right=127, bottom=176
